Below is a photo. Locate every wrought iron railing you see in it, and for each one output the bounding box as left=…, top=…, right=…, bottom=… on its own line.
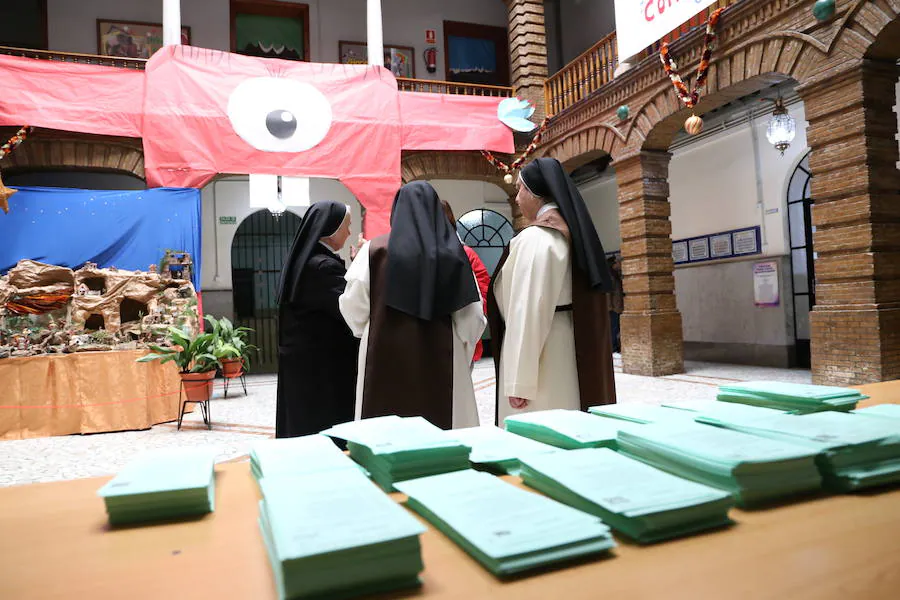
left=545, top=0, right=736, bottom=116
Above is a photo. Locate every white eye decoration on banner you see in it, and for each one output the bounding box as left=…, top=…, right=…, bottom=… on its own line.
left=227, top=78, right=333, bottom=152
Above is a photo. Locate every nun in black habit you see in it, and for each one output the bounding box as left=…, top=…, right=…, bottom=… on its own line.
left=338, top=181, right=486, bottom=429
left=275, top=201, right=359, bottom=438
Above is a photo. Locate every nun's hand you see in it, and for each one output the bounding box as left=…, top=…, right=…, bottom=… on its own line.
left=509, top=396, right=529, bottom=410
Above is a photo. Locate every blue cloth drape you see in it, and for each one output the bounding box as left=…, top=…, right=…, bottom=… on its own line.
left=448, top=36, right=496, bottom=74
left=0, top=186, right=202, bottom=289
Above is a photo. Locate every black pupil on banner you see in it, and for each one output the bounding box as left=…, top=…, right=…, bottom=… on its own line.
left=266, top=110, right=298, bottom=139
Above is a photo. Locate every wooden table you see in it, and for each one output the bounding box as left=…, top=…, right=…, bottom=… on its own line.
left=2, top=382, right=900, bottom=599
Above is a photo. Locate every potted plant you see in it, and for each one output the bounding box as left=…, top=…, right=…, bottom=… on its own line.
left=137, top=326, right=219, bottom=402
left=206, top=315, right=255, bottom=378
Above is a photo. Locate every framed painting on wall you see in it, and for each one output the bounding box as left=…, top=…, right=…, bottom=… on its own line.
left=338, top=41, right=416, bottom=78
left=97, top=19, right=190, bottom=59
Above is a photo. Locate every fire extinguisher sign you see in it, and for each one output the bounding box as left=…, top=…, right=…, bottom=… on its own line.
left=425, top=29, right=436, bottom=45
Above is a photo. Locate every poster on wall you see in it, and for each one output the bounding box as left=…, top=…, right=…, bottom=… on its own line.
left=672, top=240, right=689, bottom=264
left=689, top=238, right=710, bottom=262
left=753, top=260, right=780, bottom=307
left=710, top=233, right=733, bottom=259
left=338, top=41, right=416, bottom=78
left=733, top=229, right=760, bottom=255
left=613, top=0, right=720, bottom=59
left=97, top=19, right=191, bottom=58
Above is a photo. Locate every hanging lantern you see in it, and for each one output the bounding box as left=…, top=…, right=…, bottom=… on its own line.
left=684, top=115, right=704, bottom=135
left=763, top=98, right=796, bottom=156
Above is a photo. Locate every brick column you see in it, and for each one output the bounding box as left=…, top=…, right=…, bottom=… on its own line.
left=798, top=60, right=900, bottom=385
left=612, top=151, right=684, bottom=376
left=506, top=0, right=549, bottom=122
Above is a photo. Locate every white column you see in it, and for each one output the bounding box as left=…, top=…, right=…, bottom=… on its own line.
left=366, top=0, right=384, bottom=67
left=163, top=0, right=182, bottom=47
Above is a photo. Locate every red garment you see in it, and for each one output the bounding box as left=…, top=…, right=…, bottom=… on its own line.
left=463, top=245, right=490, bottom=362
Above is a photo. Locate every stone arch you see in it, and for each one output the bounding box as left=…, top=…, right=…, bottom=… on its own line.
left=401, top=150, right=515, bottom=196
left=0, top=135, right=145, bottom=180
left=540, top=124, right=623, bottom=172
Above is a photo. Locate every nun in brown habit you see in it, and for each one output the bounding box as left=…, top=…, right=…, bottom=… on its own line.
left=487, top=157, right=617, bottom=425
left=339, top=181, right=486, bottom=429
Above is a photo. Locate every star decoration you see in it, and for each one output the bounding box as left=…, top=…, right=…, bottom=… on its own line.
left=0, top=172, right=16, bottom=214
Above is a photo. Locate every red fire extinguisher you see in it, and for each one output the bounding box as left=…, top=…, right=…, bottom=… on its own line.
left=423, top=46, right=437, bottom=74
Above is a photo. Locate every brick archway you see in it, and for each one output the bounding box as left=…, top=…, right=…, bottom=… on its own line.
left=401, top=150, right=515, bottom=196
left=0, top=134, right=145, bottom=180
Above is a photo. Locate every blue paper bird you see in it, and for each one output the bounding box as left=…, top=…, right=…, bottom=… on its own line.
left=498, top=97, right=537, bottom=132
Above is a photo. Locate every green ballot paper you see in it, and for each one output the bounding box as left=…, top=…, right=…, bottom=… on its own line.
left=617, top=421, right=822, bottom=506
left=853, top=404, right=900, bottom=420
left=520, top=448, right=734, bottom=543
left=259, top=468, right=426, bottom=600
left=97, top=447, right=216, bottom=526
left=249, top=434, right=361, bottom=483
left=504, top=409, right=634, bottom=449
left=588, top=403, right=697, bottom=425
left=321, top=416, right=471, bottom=491
left=716, top=381, right=865, bottom=413
left=451, top=425, right=560, bottom=474
left=696, top=410, right=900, bottom=491
left=395, top=469, right=616, bottom=577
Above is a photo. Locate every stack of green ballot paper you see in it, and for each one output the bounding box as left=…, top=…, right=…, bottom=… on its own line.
left=504, top=409, right=631, bottom=449
left=588, top=403, right=698, bottom=425
left=322, top=416, right=470, bottom=491
left=250, top=434, right=362, bottom=483
left=617, top=421, right=822, bottom=506
left=853, top=404, right=900, bottom=420
left=717, top=381, right=866, bottom=413
left=259, top=468, right=426, bottom=600
left=394, top=469, right=615, bottom=576
left=696, top=411, right=900, bottom=490
left=520, top=448, right=733, bottom=543
left=451, top=425, right=560, bottom=475
left=97, top=448, right=216, bottom=526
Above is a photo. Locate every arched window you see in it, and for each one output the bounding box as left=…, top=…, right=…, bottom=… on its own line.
left=786, top=151, right=814, bottom=368
left=456, top=209, right=514, bottom=275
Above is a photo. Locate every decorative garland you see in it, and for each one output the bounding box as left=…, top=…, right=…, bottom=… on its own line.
left=481, top=116, right=551, bottom=184
left=0, top=126, right=32, bottom=160
left=659, top=8, right=724, bottom=134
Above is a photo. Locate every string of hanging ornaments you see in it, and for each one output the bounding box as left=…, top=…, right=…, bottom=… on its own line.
left=659, top=7, right=725, bottom=136
left=481, top=116, right=551, bottom=185
left=0, top=126, right=33, bottom=214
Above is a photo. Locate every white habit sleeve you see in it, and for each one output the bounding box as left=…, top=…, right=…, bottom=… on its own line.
left=500, top=226, right=569, bottom=400
left=338, top=241, right=371, bottom=338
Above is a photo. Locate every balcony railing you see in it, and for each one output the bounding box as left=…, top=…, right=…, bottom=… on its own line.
left=545, top=0, right=736, bottom=116
left=397, top=77, right=513, bottom=97
left=0, top=46, right=513, bottom=98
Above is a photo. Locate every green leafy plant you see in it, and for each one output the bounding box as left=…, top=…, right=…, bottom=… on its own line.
left=205, top=315, right=257, bottom=370
left=136, top=326, right=219, bottom=373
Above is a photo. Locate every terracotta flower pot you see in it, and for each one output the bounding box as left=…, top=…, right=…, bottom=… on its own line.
left=180, top=371, right=215, bottom=402
left=220, top=357, right=244, bottom=378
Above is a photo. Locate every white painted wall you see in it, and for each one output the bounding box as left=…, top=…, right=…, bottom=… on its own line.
left=200, top=176, right=362, bottom=292
left=427, top=179, right=512, bottom=224
left=558, top=0, right=616, bottom=66
left=577, top=173, right=620, bottom=252
left=46, top=0, right=507, bottom=82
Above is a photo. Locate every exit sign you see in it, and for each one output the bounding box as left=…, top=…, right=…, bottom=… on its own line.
left=219, top=216, right=237, bottom=225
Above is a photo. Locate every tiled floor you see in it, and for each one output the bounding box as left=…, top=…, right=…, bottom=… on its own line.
left=0, top=357, right=812, bottom=488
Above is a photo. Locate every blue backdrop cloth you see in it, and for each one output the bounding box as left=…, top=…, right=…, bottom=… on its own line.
left=448, top=36, right=497, bottom=74
left=0, top=187, right=202, bottom=290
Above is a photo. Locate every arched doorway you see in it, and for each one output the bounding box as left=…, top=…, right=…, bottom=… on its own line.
left=231, top=209, right=301, bottom=373
left=456, top=208, right=514, bottom=275
left=786, top=151, right=814, bottom=368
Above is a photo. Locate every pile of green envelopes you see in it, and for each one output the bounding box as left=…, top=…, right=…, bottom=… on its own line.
left=504, top=409, right=631, bottom=449
left=451, top=425, right=559, bottom=475
left=520, top=448, right=733, bottom=543
left=617, top=422, right=822, bottom=506
left=588, top=403, right=698, bottom=425
left=696, top=410, right=900, bottom=490
left=394, top=469, right=616, bottom=576
left=322, top=416, right=470, bottom=491
left=97, top=448, right=216, bottom=526
left=717, top=381, right=865, bottom=413
left=250, top=434, right=361, bottom=483
left=853, top=404, right=900, bottom=420
left=258, top=468, right=426, bottom=600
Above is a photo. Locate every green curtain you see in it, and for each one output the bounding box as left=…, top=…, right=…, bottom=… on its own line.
left=236, top=14, right=304, bottom=58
